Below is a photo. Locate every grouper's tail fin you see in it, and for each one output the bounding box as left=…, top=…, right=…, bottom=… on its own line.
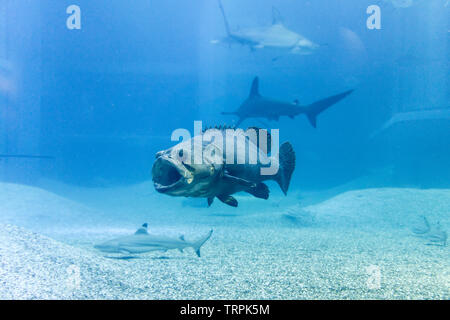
left=275, top=142, right=296, bottom=195
left=304, top=89, right=354, bottom=128
left=192, top=229, right=213, bottom=257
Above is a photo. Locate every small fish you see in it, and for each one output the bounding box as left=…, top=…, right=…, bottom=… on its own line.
left=94, top=223, right=213, bottom=257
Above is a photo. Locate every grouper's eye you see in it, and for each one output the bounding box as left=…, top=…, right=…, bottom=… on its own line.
left=178, top=149, right=184, bottom=158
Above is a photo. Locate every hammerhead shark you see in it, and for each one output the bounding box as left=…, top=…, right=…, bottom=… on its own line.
left=221, top=77, right=354, bottom=128
left=211, top=0, right=319, bottom=55
left=94, top=223, right=213, bottom=257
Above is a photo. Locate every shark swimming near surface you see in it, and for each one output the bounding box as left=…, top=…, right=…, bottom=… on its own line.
left=94, top=223, right=213, bottom=257
left=211, top=0, right=319, bottom=56
left=221, top=77, right=354, bottom=128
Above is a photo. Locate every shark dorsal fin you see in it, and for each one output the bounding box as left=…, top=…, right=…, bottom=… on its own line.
left=272, top=7, right=283, bottom=25
left=179, top=235, right=185, bottom=241
left=134, top=223, right=148, bottom=235
left=249, top=77, right=260, bottom=97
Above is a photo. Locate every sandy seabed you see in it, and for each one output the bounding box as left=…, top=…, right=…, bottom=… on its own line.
left=0, top=182, right=448, bottom=299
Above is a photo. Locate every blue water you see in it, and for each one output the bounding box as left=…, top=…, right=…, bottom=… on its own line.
left=1, top=0, right=448, bottom=189
left=0, top=0, right=448, bottom=299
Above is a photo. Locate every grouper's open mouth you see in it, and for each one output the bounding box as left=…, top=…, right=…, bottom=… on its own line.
left=152, top=156, right=193, bottom=192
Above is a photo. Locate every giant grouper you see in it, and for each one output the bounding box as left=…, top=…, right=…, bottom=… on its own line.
left=152, top=127, right=295, bottom=207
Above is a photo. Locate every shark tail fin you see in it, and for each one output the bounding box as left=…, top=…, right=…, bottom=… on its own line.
left=275, top=142, right=296, bottom=195
left=192, top=229, right=213, bottom=257
left=304, top=89, right=354, bottom=128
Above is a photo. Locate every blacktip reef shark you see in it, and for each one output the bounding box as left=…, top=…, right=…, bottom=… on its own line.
left=94, top=223, right=213, bottom=257
left=221, top=77, right=354, bottom=128
left=211, top=0, right=319, bottom=56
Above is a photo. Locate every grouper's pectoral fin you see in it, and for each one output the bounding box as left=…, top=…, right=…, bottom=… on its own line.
left=217, top=194, right=238, bottom=207
left=223, top=173, right=269, bottom=200
left=246, top=182, right=269, bottom=200
left=223, top=172, right=254, bottom=187
left=207, top=197, right=214, bottom=207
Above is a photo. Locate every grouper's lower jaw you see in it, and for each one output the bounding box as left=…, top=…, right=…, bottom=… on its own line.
left=153, top=179, right=185, bottom=193
left=152, top=156, right=193, bottom=194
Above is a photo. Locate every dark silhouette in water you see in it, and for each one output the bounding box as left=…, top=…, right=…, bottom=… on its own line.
left=411, top=215, right=430, bottom=234
left=412, top=216, right=447, bottom=246
left=221, top=77, right=354, bottom=127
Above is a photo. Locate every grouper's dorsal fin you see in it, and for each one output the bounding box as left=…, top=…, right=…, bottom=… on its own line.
left=134, top=223, right=148, bottom=235
left=249, top=77, right=260, bottom=98
left=202, top=124, right=236, bottom=133
left=272, top=7, right=283, bottom=25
